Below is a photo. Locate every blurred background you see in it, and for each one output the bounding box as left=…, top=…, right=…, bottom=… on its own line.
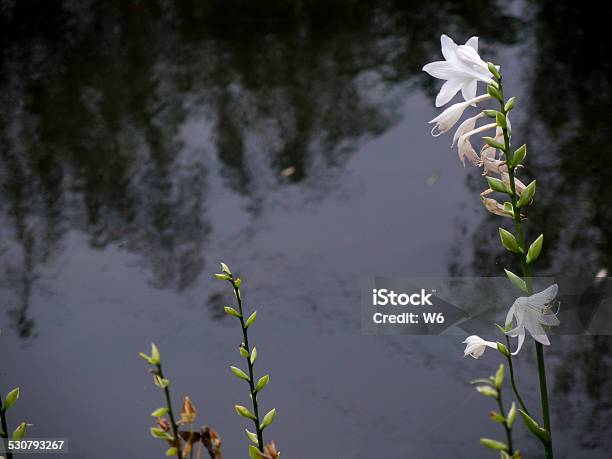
left=0, top=0, right=611, bottom=457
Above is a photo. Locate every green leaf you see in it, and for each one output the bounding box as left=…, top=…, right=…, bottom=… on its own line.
left=489, top=411, right=505, bottom=423
left=494, top=364, right=504, bottom=390
left=480, top=438, right=508, bottom=451
left=230, top=366, right=250, bottom=382
left=245, top=311, right=257, bottom=329
left=249, top=445, right=264, bottom=459
left=166, top=447, right=178, bottom=456
left=151, top=407, right=169, bottom=418
left=499, top=228, right=520, bottom=253
left=511, top=144, right=526, bottom=167
left=526, top=234, right=544, bottom=264
left=235, top=405, right=257, bottom=421
left=495, top=112, right=507, bottom=129
left=504, top=269, right=528, bottom=293
left=519, top=409, right=551, bottom=444
left=516, top=180, right=536, bottom=208
left=245, top=429, right=259, bottom=445
left=469, top=378, right=494, bottom=386
left=250, top=347, right=258, bottom=365
left=150, top=343, right=160, bottom=365
left=507, top=402, right=517, bottom=428
left=150, top=427, right=173, bottom=440
left=476, top=386, right=498, bottom=398
left=4, top=387, right=20, bottom=410
left=255, top=375, right=270, bottom=393
left=224, top=306, right=242, bottom=318
left=482, top=137, right=505, bottom=151
left=239, top=346, right=249, bottom=358
left=504, top=97, right=516, bottom=112
left=487, top=177, right=510, bottom=194
left=12, top=422, right=27, bottom=441
left=139, top=352, right=154, bottom=364
left=260, top=408, right=276, bottom=430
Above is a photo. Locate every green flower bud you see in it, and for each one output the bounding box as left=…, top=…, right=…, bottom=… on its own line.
left=487, top=177, right=511, bottom=194
left=245, top=311, right=257, bottom=329
left=4, top=387, right=20, bottom=410
left=230, top=366, right=250, bottom=382
left=499, top=228, right=520, bottom=253
left=476, top=385, right=499, bottom=398
left=480, top=438, right=508, bottom=451
left=526, top=234, right=544, bottom=264
left=516, top=180, right=536, bottom=208
left=494, top=364, right=504, bottom=390
left=504, top=269, right=528, bottom=293
left=255, top=375, right=270, bottom=393
left=235, top=405, right=257, bottom=421
left=260, top=408, right=277, bottom=430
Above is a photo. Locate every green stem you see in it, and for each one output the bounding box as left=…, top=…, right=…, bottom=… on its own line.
left=503, top=335, right=531, bottom=417
left=156, top=364, right=183, bottom=459
left=497, top=392, right=513, bottom=454
left=233, top=282, right=264, bottom=452
left=497, top=76, right=553, bottom=459
left=0, top=391, right=14, bottom=459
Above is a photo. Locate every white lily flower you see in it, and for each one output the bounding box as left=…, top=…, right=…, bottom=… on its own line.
left=429, top=94, right=490, bottom=137
left=505, top=284, right=560, bottom=355
left=452, top=113, right=486, bottom=147
left=462, top=335, right=498, bottom=359
left=456, top=122, right=496, bottom=166
left=423, top=35, right=494, bottom=106
left=479, top=148, right=507, bottom=176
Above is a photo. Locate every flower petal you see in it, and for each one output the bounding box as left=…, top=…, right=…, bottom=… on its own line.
left=440, top=34, right=459, bottom=64
left=461, top=79, right=478, bottom=103
left=422, top=61, right=465, bottom=80
left=511, top=332, right=525, bottom=355
left=436, top=78, right=464, bottom=107
left=465, top=36, right=479, bottom=51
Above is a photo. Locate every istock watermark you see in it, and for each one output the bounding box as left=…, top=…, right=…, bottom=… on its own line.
left=361, top=277, right=612, bottom=336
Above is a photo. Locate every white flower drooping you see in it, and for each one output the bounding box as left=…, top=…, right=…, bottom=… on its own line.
left=505, top=284, right=560, bottom=355
left=462, top=335, right=498, bottom=359
left=423, top=35, right=494, bottom=107
left=429, top=94, right=490, bottom=136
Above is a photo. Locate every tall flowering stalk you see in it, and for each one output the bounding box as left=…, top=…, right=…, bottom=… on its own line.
left=215, top=263, right=279, bottom=459
left=140, top=343, right=223, bottom=458
left=424, top=35, right=559, bottom=458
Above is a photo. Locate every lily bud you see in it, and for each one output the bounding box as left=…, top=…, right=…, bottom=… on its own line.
left=429, top=95, right=491, bottom=136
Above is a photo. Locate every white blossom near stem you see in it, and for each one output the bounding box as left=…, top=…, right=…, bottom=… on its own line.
left=462, top=335, right=498, bottom=359
left=452, top=113, right=486, bottom=147
left=456, top=123, right=497, bottom=166
left=505, top=284, right=560, bottom=355
left=429, top=94, right=490, bottom=137
left=423, top=35, right=494, bottom=106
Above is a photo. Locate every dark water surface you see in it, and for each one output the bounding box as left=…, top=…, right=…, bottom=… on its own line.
left=1, top=1, right=611, bottom=458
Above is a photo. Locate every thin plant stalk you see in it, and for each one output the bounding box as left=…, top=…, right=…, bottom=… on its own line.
left=232, top=280, right=264, bottom=452
left=497, top=75, right=554, bottom=459
left=503, top=335, right=530, bottom=416
left=156, top=363, right=183, bottom=459
left=496, top=390, right=513, bottom=453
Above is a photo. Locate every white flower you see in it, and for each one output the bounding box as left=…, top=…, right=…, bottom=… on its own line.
left=505, top=284, right=560, bottom=355
left=481, top=194, right=513, bottom=218
left=462, top=335, right=498, bottom=359
left=456, top=122, right=496, bottom=166
left=429, top=94, right=490, bottom=136
left=423, top=35, right=494, bottom=107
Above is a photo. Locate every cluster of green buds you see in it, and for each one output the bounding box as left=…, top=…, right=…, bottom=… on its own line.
left=0, top=387, right=30, bottom=459
left=471, top=364, right=521, bottom=459
left=140, top=344, right=223, bottom=458
left=215, top=263, right=279, bottom=459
